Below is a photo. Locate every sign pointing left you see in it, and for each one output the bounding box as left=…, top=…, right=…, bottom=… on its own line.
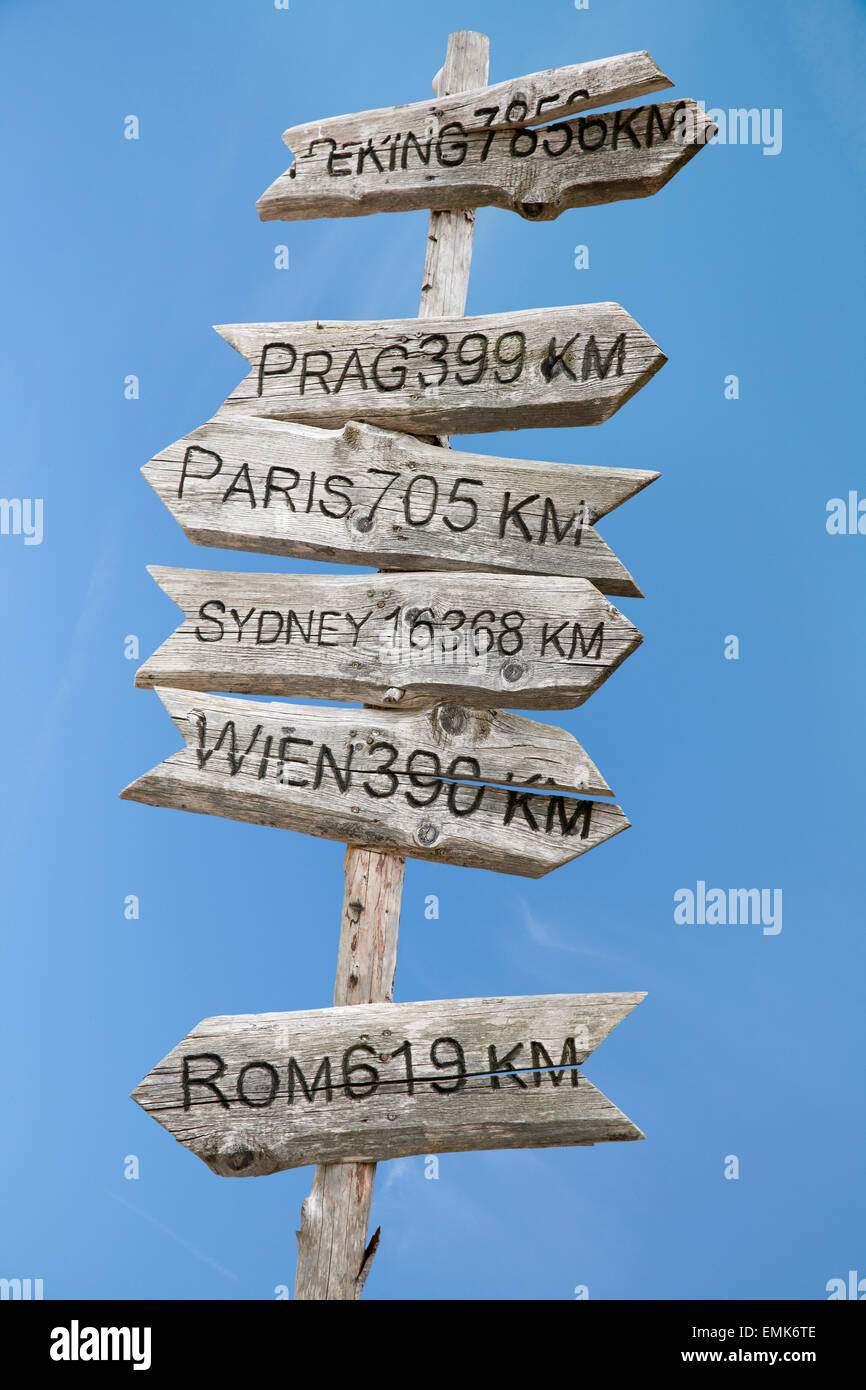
left=132, top=992, right=645, bottom=1175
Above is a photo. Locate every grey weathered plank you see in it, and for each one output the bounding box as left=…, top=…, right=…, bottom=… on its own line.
left=258, top=98, right=713, bottom=224
left=214, top=304, right=666, bottom=436
left=134, top=566, right=642, bottom=712
left=142, top=415, right=656, bottom=596
left=279, top=50, right=672, bottom=156
left=131, top=992, right=646, bottom=1175
left=129, top=686, right=613, bottom=797
left=119, top=689, right=629, bottom=877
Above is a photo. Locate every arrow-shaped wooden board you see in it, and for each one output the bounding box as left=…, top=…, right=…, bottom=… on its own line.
left=143, top=416, right=656, bottom=595
left=132, top=992, right=645, bottom=1174
left=258, top=73, right=714, bottom=224
left=280, top=50, right=673, bottom=156
left=120, top=690, right=628, bottom=877
left=215, top=304, right=666, bottom=436
left=135, top=567, right=642, bottom=711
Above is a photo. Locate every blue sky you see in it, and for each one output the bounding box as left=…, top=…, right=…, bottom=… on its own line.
left=1, top=0, right=864, bottom=1300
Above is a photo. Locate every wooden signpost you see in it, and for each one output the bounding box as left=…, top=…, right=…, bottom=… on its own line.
left=124, top=31, right=713, bottom=1299
left=142, top=416, right=656, bottom=593
left=134, top=566, right=642, bottom=709
left=132, top=993, right=646, bottom=1176
left=216, top=303, right=667, bottom=435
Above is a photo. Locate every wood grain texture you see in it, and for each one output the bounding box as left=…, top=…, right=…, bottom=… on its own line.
left=134, top=566, right=642, bottom=712
left=257, top=98, right=713, bottom=224
left=126, top=686, right=614, bottom=798
left=278, top=50, right=672, bottom=156
left=214, top=304, right=667, bottom=436
left=293, top=846, right=405, bottom=1301
left=131, top=993, right=646, bottom=1175
left=142, top=414, right=655, bottom=595
left=119, top=689, right=629, bottom=877
left=296, top=34, right=489, bottom=1303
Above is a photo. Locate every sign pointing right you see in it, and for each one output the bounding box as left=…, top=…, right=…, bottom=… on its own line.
left=215, top=304, right=666, bottom=436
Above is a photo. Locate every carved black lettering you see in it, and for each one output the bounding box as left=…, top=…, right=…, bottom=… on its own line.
left=345, top=609, right=372, bottom=646
left=540, top=621, right=568, bottom=657
left=582, top=333, right=626, bottom=381
left=371, top=344, right=408, bottom=391
left=539, top=498, right=577, bottom=545
left=222, top=462, right=256, bottom=506
left=263, top=466, right=300, bottom=509
left=257, top=342, right=297, bottom=396
left=236, top=1061, right=279, bottom=1108
left=255, top=609, right=283, bottom=644
left=356, top=138, right=384, bottom=173
left=320, top=474, right=353, bottom=519
left=230, top=606, right=257, bottom=641
left=277, top=733, right=313, bottom=787
left=286, top=610, right=314, bottom=644
left=499, top=490, right=539, bottom=541
left=577, top=114, right=608, bottom=151
left=541, top=122, right=574, bottom=157
left=316, top=610, right=341, bottom=647
left=287, top=1055, right=333, bottom=1104
left=401, top=130, right=432, bottom=167
left=646, top=101, right=685, bottom=146
left=178, top=445, right=222, bottom=499
left=540, top=332, right=580, bottom=382
left=530, top=1037, right=580, bottom=1087
left=568, top=620, right=604, bottom=659
left=404, top=473, right=438, bottom=526
left=195, top=599, right=226, bottom=643
left=313, top=742, right=354, bottom=794
left=446, top=758, right=485, bottom=817
left=326, top=145, right=354, bottom=177
left=612, top=104, right=644, bottom=149
left=334, top=348, right=368, bottom=393
left=487, top=1041, right=527, bottom=1089
left=182, top=1053, right=229, bottom=1110
left=299, top=351, right=333, bottom=394
left=503, top=787, right=539, bottom=832
left=436, top=121, right=468, bottom=167
left=362, top=740, right=399, bottom=799
left=544, top=796, right=593, bottom=838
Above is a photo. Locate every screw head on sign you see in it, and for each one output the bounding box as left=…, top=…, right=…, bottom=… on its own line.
left=502, top=660, right=526, bottom=684
left=416, top=822, right=439, bottom=846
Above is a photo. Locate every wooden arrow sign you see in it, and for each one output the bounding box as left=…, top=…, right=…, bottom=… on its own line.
left=142, top=416, right=656, bottom=596
left=131, top=992, right=645, bottom=1174
left=135, top=566, right=642, bottom=711
left=120, top=690, right=628, bottom=877
left=279, top=50, right=673, bottom=163
left=215, top=304, right=666, bottom=436
left=258, top=70, right=713, bottom=224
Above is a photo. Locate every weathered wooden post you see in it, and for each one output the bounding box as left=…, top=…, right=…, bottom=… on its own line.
left=294, top=33, right=488, bottom=1301
left=124, top=29, right=715, bottom=1301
